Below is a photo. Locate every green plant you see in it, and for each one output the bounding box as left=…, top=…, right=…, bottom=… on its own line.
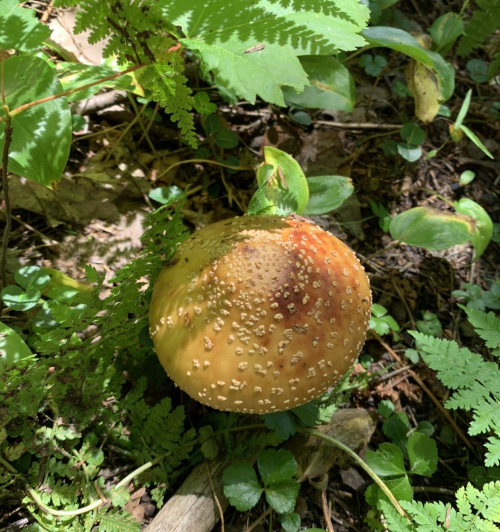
left=453, top=281, right=500, bottom=311
left=358, top=53, right=388, bottom=76
left=398, top=122, right=426, bottom=162
left=223, top=448, right=301, bottom=531
left=370, top=303, right=400, bottom=336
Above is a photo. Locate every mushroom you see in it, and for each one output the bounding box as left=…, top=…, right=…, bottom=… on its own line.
left=149, top=214, right=372, bottom=414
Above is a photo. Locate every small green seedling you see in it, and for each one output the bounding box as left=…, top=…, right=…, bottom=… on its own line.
left=358, top=53, right=388, bottom=76
left=370, top=201, right=392, bottom=232
left=223, top=448, right=301, bottom=532
left=370, top=303, right=399, bottom=336
left=452, top=281, right=500, bottom=311
left=397, top=122, right=425, bottom=162
left=416, top=311, right=443, bottom=337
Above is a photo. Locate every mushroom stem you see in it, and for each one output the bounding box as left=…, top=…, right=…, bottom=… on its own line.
left=296, top=428, right=409, bottom=519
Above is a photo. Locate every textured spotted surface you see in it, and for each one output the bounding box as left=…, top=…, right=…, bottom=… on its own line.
left=149, top=215, right=372, bottom=413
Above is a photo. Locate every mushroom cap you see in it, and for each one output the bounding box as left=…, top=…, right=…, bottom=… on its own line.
left=149, top=214, right=371, bottom=414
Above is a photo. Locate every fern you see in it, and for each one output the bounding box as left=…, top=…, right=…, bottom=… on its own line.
left=382, top=481, right=500, bottom=531
left=410, top=324, right=500, bottom=466
left=52, top=0, right=369, bottom=143
left=457, top=0, right=500, bottom=63
left=98, top=509, right=141, bottom=532
left=461, top=306, right=500, bottom=357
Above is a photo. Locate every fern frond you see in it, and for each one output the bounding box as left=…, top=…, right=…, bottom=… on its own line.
left=489, top=52, right=500, bottom=77
left=98, top=509, right=141, bottom=532
left=461, top=306, right=500, bottom=357
left=457, top=0, right=500, bottom=57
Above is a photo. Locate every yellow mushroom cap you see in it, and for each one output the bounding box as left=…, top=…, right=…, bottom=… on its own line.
left=149, top=214, right=372, bottom=414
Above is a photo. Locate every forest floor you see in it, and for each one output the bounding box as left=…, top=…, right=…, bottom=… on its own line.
left=2, top=1, right=500, bottom=531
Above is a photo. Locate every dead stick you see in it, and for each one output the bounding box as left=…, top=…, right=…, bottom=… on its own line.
left=0, top=118, right=13, bottom=302
left=204, top=462, right=224, bottom=532
left=321, top=490, right=335, bottom=532
left=243, top=508, right=271, bottom=532
left=372, top=331, right=474, bottom=452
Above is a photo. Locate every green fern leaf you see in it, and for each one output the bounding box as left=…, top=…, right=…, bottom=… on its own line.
left=400, top=499, right=445, bottom=530
left=98, top=509, right=141, bottom=532
left=457, top=0, right=500, bottom=57
left=461, top=306, right=500, bottom=356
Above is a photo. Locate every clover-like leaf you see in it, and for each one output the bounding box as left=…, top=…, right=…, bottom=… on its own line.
left=1, top=285, right=41, bottom=311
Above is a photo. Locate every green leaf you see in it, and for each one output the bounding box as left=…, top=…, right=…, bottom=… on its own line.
left=283, top=56, right=356, bottom=111
left=379, top=500, right=413, bottom=532
left=365, top=475, right=413, bottom=510
left=378, top=400, right=395, bottom=419
left=262, top=411, right=297, bottom=441
left=397, top=144, right=421, bottom=162
left=400, top=123, right=425, bottom=145
left=251, top=147, right=309, bottom=216
left=371, top=303, right=388, bottom=318
left=467, top=59, right=490, bottom=83
left=0, top=0, right=51, bottom=51
left=15, top=266, right=50, bottom=291
left=165, top=0, right=369, bottom=105
left=459, top=170, right=475, bottom=185
left=98, top=509, right=141, bottom=532
left=109, top=486, right=130, bottom=508
left=215, top=129, right=239, bottom=149
left=292, top=403, right=320, bottom=426
left=149, top=186, right=184, bottom=204
left=0, top=56, right=71, bottom=187
left=362, top=26, right=455, bottom=100
left=390, top=206, right=473, bottom=250
left=460, top=125, right=494, bottom=159
left=407, top=432, right=438, bottom=476
left=193, top=91, right=217, bottom=115
left=222, top=462, right=263, bottom=511
left=57, top=63, right=135, bottom=102
left=280, top=512, right=301, bottom=532
left=455, top=89, right=471, bottom=130
left=383, top=412, right=410, bottom=441
left=429, top=12, right=463, bottom=54
left=0, top=321, right=32, bottom=368
left=365, top=443, right=406, bottom=477
left=304, top=176, right=353, bottom=215
left=454, top=198, right=493, bottom=259
left=265, top=479, right=300, bottom=514
left=1, top=285, right=41, bottom=311
left=258, top=448, right=297, bottom=486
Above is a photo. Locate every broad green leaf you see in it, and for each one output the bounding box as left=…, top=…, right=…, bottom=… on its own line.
left=0, top=56, right=71, bottom=187
left=304, top=176, right=353, bottom=215
left=222, top=462, right=263, bottom=511
left=371, top=303, right=388, bottom=318
left=292, top=403, right=320, bottom=426
left=407, top=432, right=438, bottom=476
left=362, top=26, right=455, bottom=99
left=164, top=0, right=369, bottom=105
left=400, top=123, right=425, bottom=145
left=429, top=12, right=463, bottom=54
left=0, top=0, right=51, bottom=51
left=0, top=321, right=32, bottom=367
left=1, top=285, right=41, bottom=311
left=280, top=513, right=301, bottom=532
left=265, top=479, right=300, bottom=514
left=459, top=170, right=475, bottom=185
left=15, top=266, right=50, bottom=291
left=365, top=475, right=413, bottom=510
left=397, top=144, right=421, bottom=162
left=454, top=198, right=493, bottom=259
left=57, top=63, right=135, bottom=102
left=390, top=207, right=473, bottom=250
left=365, top=443, right=406, bottom=477
left=149, top=186, right=184, bottom=204
left=378, top=400, right=395, bottom=420
left=455, top=89, right=472, bottom=130
left=261, top=411, right=297, bottom=441
left=215, top=130, right=239, bottom=149
left=257, top=448, right=297, bottom=486
left=383, top=412, right=410, bottom=441
left=251, top=147, right=309, bottom=216
left=283, top=56, right=356, bottom=111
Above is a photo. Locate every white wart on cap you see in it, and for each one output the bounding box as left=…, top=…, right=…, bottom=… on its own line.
left=149, top=214, right=372, bottom=414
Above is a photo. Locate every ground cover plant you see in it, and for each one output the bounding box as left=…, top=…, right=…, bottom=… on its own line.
left=0, top=0, right=500, bottom=531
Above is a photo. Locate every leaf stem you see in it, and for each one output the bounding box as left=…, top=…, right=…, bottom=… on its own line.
left=296, top=428, right=408, bottom=518
left=0, top=117, right=13, bottom=306
left=0, top=63, right=147, bottom=124
left=156, top=158, right=253, bottom=181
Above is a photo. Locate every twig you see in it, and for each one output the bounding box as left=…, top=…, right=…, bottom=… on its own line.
left=321, top=490, right=335, bottom=532
left=372, top=331, right=475, bottom=453
left=0, top=208, right=58, bottom=247
left=156, top=158, right=252, bottom=181
left=243, top=508, right=271, bottom=532
left=0, top=118, right=13, bottom=303
left=314, top=120, right=402, bottom=130
left=40, top=0, right=54, bottom=23
left=205, top=461, right=224, bottom=532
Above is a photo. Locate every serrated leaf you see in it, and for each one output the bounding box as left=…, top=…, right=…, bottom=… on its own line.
left=98, top=509, right=141, bottom=532
left=365, top=443, right=406, bottom=477
left=258, top=448, right=297, bottom=486
left=265, top=478, right=300, bottom=514
left=109, top=486, right=130, bottom=508
left=280, top=513, right=301, bottom=532
left=407, top=432, right=438, bottom=476
left=223, top=462, right=263, bottom=511
left=292, top=403, right=320, bottom=426
left=0, top=56, right=71, bottom=187
left=0, top=0, right=51, bottom=51
left=262, top=411, right=297, bottom=441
